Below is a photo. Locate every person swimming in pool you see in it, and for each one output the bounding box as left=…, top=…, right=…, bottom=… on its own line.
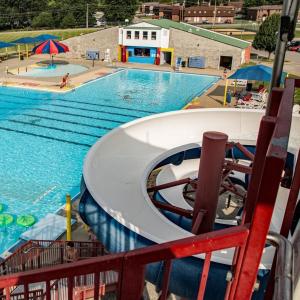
left=60, top=73, right=70, bottom=89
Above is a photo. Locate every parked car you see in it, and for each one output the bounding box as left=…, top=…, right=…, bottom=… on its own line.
left=289, top=45, right=300, bottom=52
left=287, top=41, right=300, bottom=51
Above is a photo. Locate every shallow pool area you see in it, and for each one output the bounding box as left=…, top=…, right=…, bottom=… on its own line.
left=0, top=69, right=219, bottom=254
left=18, top=63, right=88, bottom=77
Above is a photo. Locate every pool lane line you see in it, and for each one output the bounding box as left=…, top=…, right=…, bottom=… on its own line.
left=53, top=99, right=157, bottom=115
left=8, top=119, right=101, bottom=138
left=0, top=126, right=93, bottom=148
left=1, top=98, right=137, bottom=121
left=42, top=103, right=143, bottom=119
left=22, top=113, right=114, bottom=131
left=0, top=95, right=157, bottom=115
left=32, top=108, right=124, bottom=124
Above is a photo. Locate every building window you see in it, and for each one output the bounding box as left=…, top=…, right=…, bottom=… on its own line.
left=194, top=11, right=196, bottom=13
left=143, top=31, right=148, bottom=40
left=134, top=48, right=150, bottom=57
left=188, top=11, right=190, bottom=14
left=204, top=11, right=206, bottom=13
left=151, top=31, right=157, bottom=40
left=135, top=31, right=140, bottom=39
left=126, top=31, right=131, bottom=39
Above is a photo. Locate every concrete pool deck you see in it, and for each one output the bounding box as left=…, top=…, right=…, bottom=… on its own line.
left=0, top=55, right=227, bottom=108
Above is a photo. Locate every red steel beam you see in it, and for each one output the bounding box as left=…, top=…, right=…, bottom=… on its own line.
left=193, top=131, right=228, bottom=234
left=232, top=79, right=294, bottom=300
left=197, top=252, right=212, bottom=300
left=151, top=199, right=193, bottom=218
left=223, top=161, right=252, bottom=174
left=147, top=178, right=191, bottom=193
left=242, top=116, right=276, bottom=224
left=234, top=142, right=255, bottom=161
left=280, top=149, right=300, bottom=237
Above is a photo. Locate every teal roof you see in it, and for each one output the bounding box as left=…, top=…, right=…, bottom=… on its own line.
left=145, top=19, right=251, bottom=49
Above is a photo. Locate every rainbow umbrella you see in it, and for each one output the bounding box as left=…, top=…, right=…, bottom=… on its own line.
left=32, top=39, right=69, bottom=65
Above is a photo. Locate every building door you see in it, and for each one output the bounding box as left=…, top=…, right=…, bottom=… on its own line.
left=163, top=52, right=172, bottom=65
left=219, top=56, right=233, bottom=70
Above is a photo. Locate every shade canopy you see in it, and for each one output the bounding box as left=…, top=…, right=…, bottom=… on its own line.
left=32, top=39, right=69, bottom=55
left=35, top=34, right=59, bottom=42
left=0, top=41, right=15, bottom=49
left=12, top=37, right=38, bottom=44
left=228, top=65, right=286, bottom=83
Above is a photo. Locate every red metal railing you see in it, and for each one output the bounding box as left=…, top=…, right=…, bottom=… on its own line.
left=0, top=240, right=105, bottom=276
left=0, top=289, right=43, bottom=300
left=0, top=226, right=249, bottom=300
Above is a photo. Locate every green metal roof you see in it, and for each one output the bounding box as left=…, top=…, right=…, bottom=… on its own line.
left=145, top=19, right=251, bottom=49
left=125, top=26, right=162, bottom=30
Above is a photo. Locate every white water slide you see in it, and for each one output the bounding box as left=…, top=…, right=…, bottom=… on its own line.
left=83, top=108, right=300, bottom=268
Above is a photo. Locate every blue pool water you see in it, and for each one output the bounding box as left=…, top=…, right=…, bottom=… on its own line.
left=19, top=63, right=88, bottom=77
left=0, top=69, right=219, bottom=254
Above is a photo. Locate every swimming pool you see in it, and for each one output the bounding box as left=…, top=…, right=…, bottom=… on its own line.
left=18, top=63, right=88, bottom=77
left=0, top=69, right=219, bottom=254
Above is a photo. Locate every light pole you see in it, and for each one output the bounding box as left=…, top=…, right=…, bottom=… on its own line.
left=86, top=3, right=89, bottom=28
left=212, top=0, right=217, bottom=28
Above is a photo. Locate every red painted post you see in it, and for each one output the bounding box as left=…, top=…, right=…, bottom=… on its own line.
left=192, top=131, right=228, bottom=234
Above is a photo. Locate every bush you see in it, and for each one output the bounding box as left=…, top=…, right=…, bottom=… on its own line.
left=32, top=12, right=54, bottom=28
left=61, top=12, right=76, bottom=28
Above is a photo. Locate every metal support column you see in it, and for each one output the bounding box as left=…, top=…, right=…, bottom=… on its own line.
left=192, top=131, right=228, bottom=234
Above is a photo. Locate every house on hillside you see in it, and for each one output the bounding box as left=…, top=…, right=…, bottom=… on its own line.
left=184, top=6, right=235, bottom=24
left=118, top=20, right=251, bottom=70
left=246, top=5, right=300, bottom=22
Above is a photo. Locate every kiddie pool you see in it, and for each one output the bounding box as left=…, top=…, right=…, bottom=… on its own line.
left=17, top=63, right=88, bottom=77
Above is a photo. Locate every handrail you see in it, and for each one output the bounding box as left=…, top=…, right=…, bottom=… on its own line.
left=0, top=225, right=249, bottom=300
left=266, top=232, right=293, bottom=300
left=0, top=240, right=105, bottom=276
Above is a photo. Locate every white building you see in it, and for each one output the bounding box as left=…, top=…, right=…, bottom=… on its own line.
left=118, top=22, right=170, bottom=64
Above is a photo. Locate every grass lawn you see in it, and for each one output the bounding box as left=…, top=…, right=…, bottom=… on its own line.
left=294, top=88, right=300, bottom=105
left=0, top=28, right=99, bottom=42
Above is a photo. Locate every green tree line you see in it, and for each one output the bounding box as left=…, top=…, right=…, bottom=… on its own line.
left=0, top=0, right=142, bottom=29
left=0, top=0, right=99, bottom=29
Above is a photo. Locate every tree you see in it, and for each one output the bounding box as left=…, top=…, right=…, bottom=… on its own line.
left=61, top=12, right=76, bottom=28
left=32, top=12, right=55, bottom=28
left=252, top=14, right=280, bottom=58
left=102, top=0, right=139, bottom=23
left=184, top=0, right=199, bottom=7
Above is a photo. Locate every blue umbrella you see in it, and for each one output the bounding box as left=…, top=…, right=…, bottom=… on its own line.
left=0, top=41, right=15, bottom=49
left=12, top=37, right=38, bottom=44
left=228, top=65, right=286, bottom=83
left=35, top=34, right=59, bottom=42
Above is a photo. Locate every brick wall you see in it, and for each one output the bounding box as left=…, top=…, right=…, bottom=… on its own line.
left=169, top=28, right=244, bottom=69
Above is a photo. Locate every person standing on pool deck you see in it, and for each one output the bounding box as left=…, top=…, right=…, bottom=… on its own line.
left=60, top=73, right=70, bottom=89
left=64, top=241, right=79, bottom=262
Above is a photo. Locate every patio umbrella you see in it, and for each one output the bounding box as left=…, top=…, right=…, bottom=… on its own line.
left=35, top=34, right=59, bottom=42
left=12, top=37, right=38, bottom=44
left=32, top=39, right=69, bottom=65
left=223, top=64, right=287, bottom=106
left=0, top=41, right=15, bottom=49
left=11, top=37, right=38, bottom=59
left=228, top=65, right=287, bottom=83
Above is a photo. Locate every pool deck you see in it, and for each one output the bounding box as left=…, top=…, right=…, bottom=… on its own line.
left=0, top=55, right=228, bottom=108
